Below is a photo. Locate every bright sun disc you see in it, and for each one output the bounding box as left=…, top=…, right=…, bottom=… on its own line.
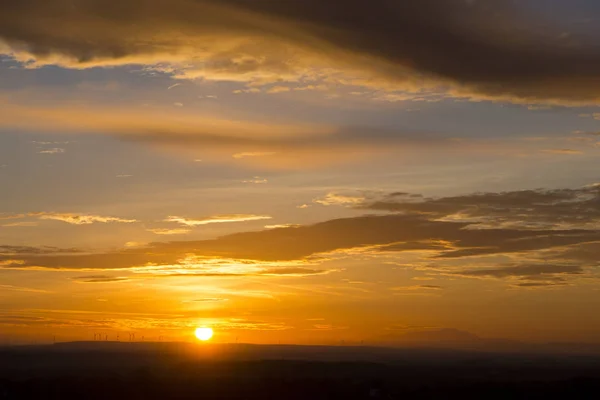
left=195, top=327, right=214, bottom=341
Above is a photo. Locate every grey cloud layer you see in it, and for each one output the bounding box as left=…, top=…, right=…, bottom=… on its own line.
left=1, top=185, right=598, bottom=286
left=1, top=217, right=598, bottom=279
left=3, top=0, right=600, bottom=103
left=364, top=185, right=600, bottom=230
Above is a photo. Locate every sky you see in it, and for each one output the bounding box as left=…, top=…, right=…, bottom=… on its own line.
left=1, top=0, right=600, bottom=346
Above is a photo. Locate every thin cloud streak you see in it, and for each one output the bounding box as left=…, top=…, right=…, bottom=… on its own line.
left=165, top=214, right=272, bottom=226
left=37, top=213, right=137, bottom=225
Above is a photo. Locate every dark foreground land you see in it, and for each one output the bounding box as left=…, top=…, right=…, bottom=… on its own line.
left=2, top=342, right=600, bottom=399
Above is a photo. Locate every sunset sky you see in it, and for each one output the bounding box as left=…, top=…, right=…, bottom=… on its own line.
left=1, top=0, right=600, bottom=345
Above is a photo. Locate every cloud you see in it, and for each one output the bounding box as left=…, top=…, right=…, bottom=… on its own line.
left=124, top=241, right=147, bottom=248
left=512, top=281, right=570, bottom=289
left=4, top=1, right=600, bottom=104
left=541, top=149, right=584, bottom=155
left=0, top=245, right=81, bottom=255
left=392, top=285, right=444, bottom=291
left=232, top=152, right=276, bottom=159
left=233, top=88, right=261, bottom=94
left=135, top=255, right=332, bottom=278
left=454, top=264, right=584, bottom=279
left=259, top=267, right=329, bottom=276
left=362, top=184, right=600, bottom=230
left=3, top=212, right=136, bottom=226
left=0, top=284, right=50, bottom=293
left=150, top=268, right=329, bottom=278
left=578, top=113, right=600, bottom=120
left=190, top=298, right=229, bottom=303
left=0, top=101, right=493, bottom=169
left=72, top=275, right=130, bottom=283
left=2, top=222, right=38, bottom=227
left=243, top=177, right=268, bottom=184
left=0, top=213, right=26, bottom=220
left=147, top=228, right=192, bottom=235
left=165, top=214, right=271, bottom=226
left=38, top=147, right=65, bottom=154
left=2, top=215, right=598, bottom=273
left=266, top=86, right=290, bottom=94
left=36, top=213, right=137, bottom=225
left=308, top=324, right=348, bottom=331
left=0, top=309, right=290, bottom=333
left=264, top=224, right=299, bottom=229
left=314, top=192, right=365, bottom=206
left=449, top=263, right=590, bottom=288
left=1, top=183, right=599, bottom=291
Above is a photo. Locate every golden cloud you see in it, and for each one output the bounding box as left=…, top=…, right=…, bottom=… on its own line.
left=4, top=1, right=600, bottom=104
left=165, top=214, right=272, bottom=226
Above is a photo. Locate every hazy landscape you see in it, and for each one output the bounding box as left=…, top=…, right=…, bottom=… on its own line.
left=2, top=342, right=600, bottom=399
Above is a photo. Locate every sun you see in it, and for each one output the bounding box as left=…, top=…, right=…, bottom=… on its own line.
left=195, top=327, right=214, bottom=341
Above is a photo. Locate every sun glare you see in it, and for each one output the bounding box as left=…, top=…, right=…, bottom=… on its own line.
left=195, top=327, right=214, bottom=341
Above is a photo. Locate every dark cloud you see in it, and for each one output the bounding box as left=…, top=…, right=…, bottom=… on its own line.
left=0, top=245, right=82, bottom=255
left=2, top=0, right=600, bottom=103
left=1, top=215, right=599, bottom=272
left=376, top=241, right=452, bottom=253
left=1, top=185, right=598, bottom=288
left=455, top=264, right=584, bottom=278
left=363, top=185, right=600, bottom=230
left=434, top=233, right=600, bottom=259
left=513, top=281, right=569, bottom=288
left=548, top=242, right=600, bottom=264
left=72, top=275, right=130, bottom=283
left=393, top=285, right=444, bottom=291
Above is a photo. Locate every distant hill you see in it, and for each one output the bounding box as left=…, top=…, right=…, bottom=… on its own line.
left=373, top=328, right=600, bottom=355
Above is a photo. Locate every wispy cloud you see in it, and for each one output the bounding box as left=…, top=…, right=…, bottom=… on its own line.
left=38, top=148, right=65, bottom=154
left=243, top=177, right=268, bottom=184
left=541, top=149, right=583, bottom=155
left=0, top=213, right=26, bottom=220
left=266, top=86, right=290, bottom=94
left=314, top=193, right=365, bottom=206
left=0, top=102, right=484, bottom=169
left=72, top=275, right=130, bottom=283
left=190, top=298, right=229, bottom=303
left=0, top=284, right=50, bottom=293
left=233, top=152, right=276, bottom=159
left=392, top=285, right=444, bottom=291
left=165, top=214, right=271, bottom=226
left=2, top=222, right=38, bottom=227
left=147, top=228, right=191, bottom=235
left=37, top=213, right=137, bottom=225
left=264, top=224, right=299, bottom=229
